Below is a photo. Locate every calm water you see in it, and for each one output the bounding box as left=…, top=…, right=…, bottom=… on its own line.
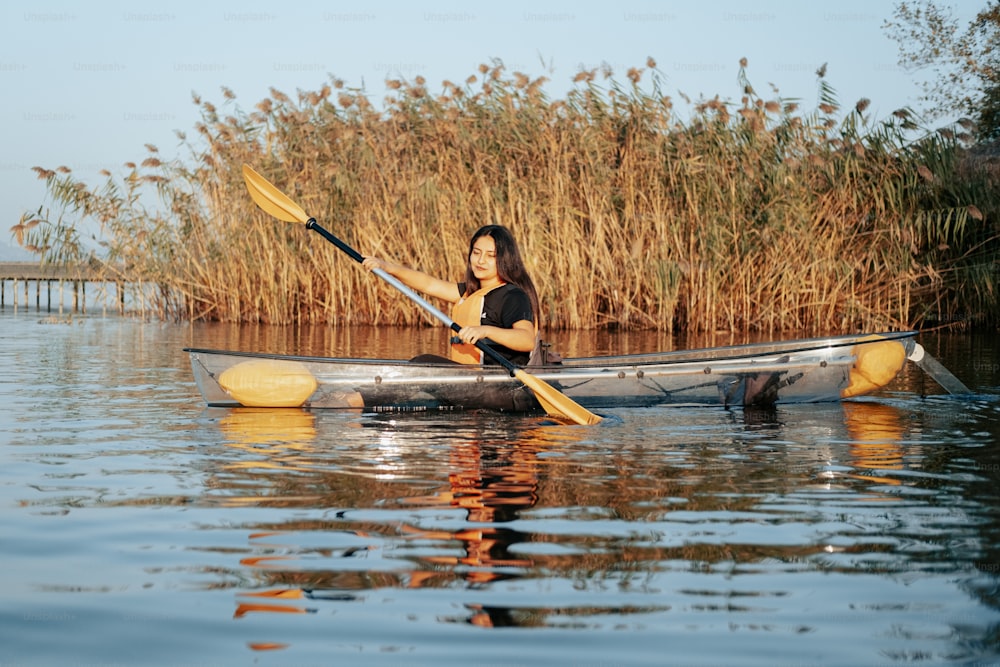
left=2, top=309, right=1000, bottom=667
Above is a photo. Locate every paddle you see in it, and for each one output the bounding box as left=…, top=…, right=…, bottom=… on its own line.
left=908, top=343, right=971, bottom=395
left=241, top=164, right=603, bottom=425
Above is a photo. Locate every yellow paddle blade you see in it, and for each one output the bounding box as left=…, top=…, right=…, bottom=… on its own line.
left=242, top=164, right=310, bottom=224
left=218, top=359, right=318, bottom=407
left=514, top=368, right=602, bottom=425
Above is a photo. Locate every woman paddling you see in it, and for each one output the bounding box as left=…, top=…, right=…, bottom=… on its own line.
left=362, top=225, right=541, bottom=365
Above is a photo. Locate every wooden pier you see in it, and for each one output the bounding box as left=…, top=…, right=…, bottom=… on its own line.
left=0, top=261, right=124, bottom=313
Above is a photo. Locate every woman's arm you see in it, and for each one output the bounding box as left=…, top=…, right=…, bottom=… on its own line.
left=361, top=257, right=461, bottom=303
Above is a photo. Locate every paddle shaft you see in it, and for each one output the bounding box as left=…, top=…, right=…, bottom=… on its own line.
left=305, top=219, right=521, bottom=376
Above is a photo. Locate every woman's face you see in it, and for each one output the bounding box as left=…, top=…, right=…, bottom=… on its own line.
left=469, top=235, right=499, bottom=285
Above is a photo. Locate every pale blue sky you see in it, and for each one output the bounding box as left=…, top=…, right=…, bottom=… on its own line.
left=0, top=0, right=974, bottom=259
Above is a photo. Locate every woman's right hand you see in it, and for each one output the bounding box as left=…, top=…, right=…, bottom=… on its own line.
left=361, top=257, right=383, bottom=272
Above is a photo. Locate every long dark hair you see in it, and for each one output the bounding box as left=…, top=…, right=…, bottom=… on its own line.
left=463, top=225, right=540, bottom=324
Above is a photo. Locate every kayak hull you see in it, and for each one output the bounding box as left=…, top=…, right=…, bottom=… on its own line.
left=185, top=331, right=918, bottom=412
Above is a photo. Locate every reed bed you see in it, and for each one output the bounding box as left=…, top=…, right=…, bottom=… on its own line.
left=16, top=59, right=998, bottom=333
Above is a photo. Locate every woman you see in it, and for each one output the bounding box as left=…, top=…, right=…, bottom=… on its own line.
left=362, top=225, right=540, bottom=365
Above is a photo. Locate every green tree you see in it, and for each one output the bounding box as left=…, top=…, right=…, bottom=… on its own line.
left=884, top=1, right=1000, bottom=140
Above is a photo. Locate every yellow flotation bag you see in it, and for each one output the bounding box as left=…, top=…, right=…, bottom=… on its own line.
left=840, top=336, right=907, bottom=398
left=218, top=359, right=318, bottom=407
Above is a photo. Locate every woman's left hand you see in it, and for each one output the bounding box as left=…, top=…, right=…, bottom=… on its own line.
left=457, top=326, right=488, bottom=345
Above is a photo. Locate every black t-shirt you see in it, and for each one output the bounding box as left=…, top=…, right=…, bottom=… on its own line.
left=456, top=283, right=534, bottom=365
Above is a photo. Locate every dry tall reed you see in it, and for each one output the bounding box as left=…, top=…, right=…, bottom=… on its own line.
left=15, top=60, right=998, bottom=333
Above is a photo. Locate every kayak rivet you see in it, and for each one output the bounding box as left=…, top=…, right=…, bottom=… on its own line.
left=637, top=370, right=644, bottom=379
left=704, top=367, right=711, bottom=374
left=820, top=360, right=827, bottom=367
left=617, top=371, right=626, bottom=379
left=374, top=376, right=382, bottom=385
left=476, top=375, right=484, bottom=383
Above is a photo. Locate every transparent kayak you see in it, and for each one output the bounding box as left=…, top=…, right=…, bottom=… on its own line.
left=184, top=331, right=923, bottom=413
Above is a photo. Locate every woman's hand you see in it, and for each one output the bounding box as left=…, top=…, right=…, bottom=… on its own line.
left=458, top=321, right=534, bottom=352
left=361, top=257, right=383, bottom=272
left=457, top=325, right=489, bottom=345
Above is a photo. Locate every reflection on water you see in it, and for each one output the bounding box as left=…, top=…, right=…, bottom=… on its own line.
left=218, top=409, right=320, bottom=488
left=2, top=313, right=1000, bottom=666
left=189, top=398, right=1000, bottom=659
left=843, top=401, right=907, bottom=486
left=216, top=413, right=578, bottom=630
